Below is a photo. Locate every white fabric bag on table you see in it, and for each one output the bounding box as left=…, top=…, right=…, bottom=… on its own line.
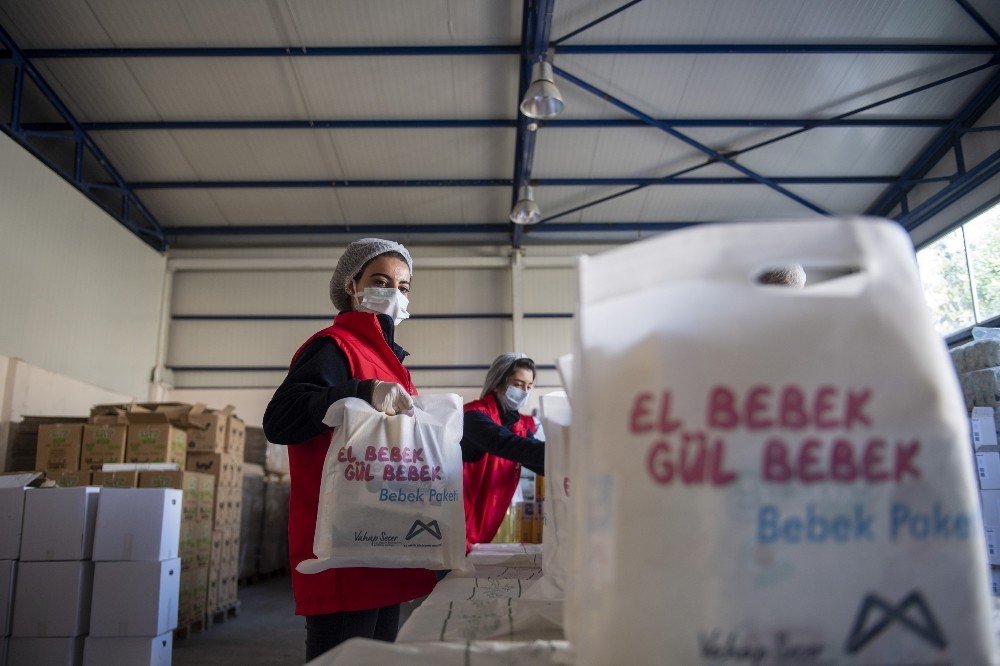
left=297, top=394, right=467, bottom=572
left=571, top=217, right=997, bottom=664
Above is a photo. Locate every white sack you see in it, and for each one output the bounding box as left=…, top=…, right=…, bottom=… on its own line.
left=571, top=218, right=997, bottom=664
left=395, top=597, right=564, bottom=643
left=297, top=394, right=467, bottom=572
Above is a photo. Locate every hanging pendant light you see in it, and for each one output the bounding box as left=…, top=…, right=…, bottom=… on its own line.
left=519, top=59, right=564, bottom=119
left=509, top=185, right=542, bottom=225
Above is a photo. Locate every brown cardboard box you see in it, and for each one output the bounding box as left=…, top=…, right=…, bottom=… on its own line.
left=187, top=405, right=233, bottom=453
left=186, top=452, right=228, bottom=479
left=179, top=520, right=197, bottom=566
left=226, top=416, right=245, bottom=456
left=207, top=565, right=220, bottom=612
left=89, top=403, right=150, bottom=425
left=196, top=522, right=212, bottom=568
left=198, top=475, right=215, bottom=523
left=35, top=424, right=83, bottom=474
left=91, top=471, right=140, bottom=488
left=126, top=413, right=187, bottom=466
left=139, top=471, right=207, bottom=522
left=53, top=470, right=92, bottom=487
left=81, top=425, right=127, bottom=470
left=192, top=565, right=209, bottom=620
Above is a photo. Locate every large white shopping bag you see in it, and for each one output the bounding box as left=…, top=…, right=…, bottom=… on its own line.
left=571, top=218, right=997, bottom=664
left=297, top=394, right=467, bottom=572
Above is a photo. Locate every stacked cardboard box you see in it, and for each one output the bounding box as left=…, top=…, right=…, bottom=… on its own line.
left=4, top=416, right=87, bottom=473
left=86, top=488, right=181, bottom=664
left=139, top=471, right=213, bottom=630
left=9, top=487, right=100, bottom=665
left=0, top=484, right=28, bottom=666
left=239, top=465, right=266, bottom=580
left=259, top=475, right=290, bottom=575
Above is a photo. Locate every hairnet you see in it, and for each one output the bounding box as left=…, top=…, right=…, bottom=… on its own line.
left=481, top=352, right=528, bottom=399
left=329, top=238, right=413, bottom=312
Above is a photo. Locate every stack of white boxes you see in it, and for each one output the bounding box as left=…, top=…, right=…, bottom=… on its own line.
left=9, top=487, right=100, bottom=665
left=974, top=407, right=1000, bottom=593
left=0, top=486, right=28, bottom=666
left=85, top=488, right=182, bottom=665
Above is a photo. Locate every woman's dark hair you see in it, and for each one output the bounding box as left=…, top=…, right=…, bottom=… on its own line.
left=502, top=358, right=536, bottom=387
left=353, top=250, right=410, bottom=281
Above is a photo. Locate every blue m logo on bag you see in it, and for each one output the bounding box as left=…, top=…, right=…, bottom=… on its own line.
left=406, top=519, right=442, bottom=541
left=845, top=591, right=946, bottom=653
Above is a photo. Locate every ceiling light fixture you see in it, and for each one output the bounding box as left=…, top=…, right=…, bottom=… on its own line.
left=519, top=57, right=564, bottom=119
left=509, top=185, right=542, bottom=225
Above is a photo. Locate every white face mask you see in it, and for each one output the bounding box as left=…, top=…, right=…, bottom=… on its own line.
left=503, top=385, right=529, bottom=412
left=354, top=285, right=410, bottom=326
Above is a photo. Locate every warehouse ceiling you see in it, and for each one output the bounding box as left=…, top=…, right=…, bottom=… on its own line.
left=0, top=0, right=998, bottom=252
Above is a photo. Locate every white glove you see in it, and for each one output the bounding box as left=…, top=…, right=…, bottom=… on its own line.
left=370, top=380, right=414, bottom=415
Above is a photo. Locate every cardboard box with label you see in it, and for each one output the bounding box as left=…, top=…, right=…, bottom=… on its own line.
left=126, top=413, right=187, bottom=467
left=12, top=561, right=93, bottom=636
left=91, top=471, right=140, bottom=488
left=90, top=559, right=180, bottom=636
left=226, top=415, right=245, bottom=456
left=8, top=637, right=84, bottom=664
left=83, top=633, right=172, bottom=666
left=52, top=471, right=92, bottom=487
left=81, top=425, right=127, bottom=470
left=35, top=424, right=84, bottom=475
left=20, top=487, right=100, bottom=561
left=973, top=407, right=999, bottom=449
left=89, top=403, right=149, bottom=426
left=0, top=488, right=26, bottom=560
left=978, top=447, right=1000, bottom=490
left=0, top=560, right=16, bottom=637
left=93, top=489, right=182, bottom=562
left=186, top=405, right=233, bottom=453
left=185, top=452, right=229, bottom=480
left=987, top=527, right=1000, bottom=566
left=198, top=474, right=216, bottom=523
left=139, top=471, right=206, bottom=523
left=983, top=489, right=1000, bottom=528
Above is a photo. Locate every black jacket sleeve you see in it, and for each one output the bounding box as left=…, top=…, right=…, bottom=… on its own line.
left=262, top=338, right=375, bottom=445
left=460, top=411, right=545, bottom=475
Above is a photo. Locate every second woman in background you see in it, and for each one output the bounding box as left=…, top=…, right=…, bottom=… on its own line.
left=460, top=353, right=545, bottom=550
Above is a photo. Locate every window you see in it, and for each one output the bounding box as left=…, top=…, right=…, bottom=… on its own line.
left=917, top=201, right=1000, bottom=336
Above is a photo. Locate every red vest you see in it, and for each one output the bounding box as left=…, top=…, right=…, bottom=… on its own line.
left=462, top=394, right=535, bottom=551
left=286, top=311, right=436, bottom=615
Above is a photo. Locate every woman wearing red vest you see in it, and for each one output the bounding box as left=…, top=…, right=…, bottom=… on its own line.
left=263, top=238, right=436, bottom=660
left=461, top=353, right=546, bottom=550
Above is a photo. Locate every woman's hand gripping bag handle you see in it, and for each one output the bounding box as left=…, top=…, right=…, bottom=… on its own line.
left=569, top=217, right=998, bottom=665
left=296, top=394, right=468, bottom=574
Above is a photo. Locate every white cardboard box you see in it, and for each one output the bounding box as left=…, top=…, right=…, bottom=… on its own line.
left=0, top=561, right=15, bottom=637
left=0, top=636, right=6, bottom=666
left=93, top=489, right=181, bottom=561
left=90, top=559, right=180, bottom=637
left=8, top=637, right=84, bottom=665
left=977, top=449, right=1000, bottom=490
left=20, top=487, right=100, bottom=561
left=981, top=489, right=1000, bottom=528
left=0, top=489, right=25, bottom=560
left=84, top=632, right=172, bottom=666
left=991, top=568, right=1000, bottom=596
left=986, top=527, right=1000, bottom=566
left=11, top=561, right=93, bottom=637
left=973, top=407, right=999, bottom=449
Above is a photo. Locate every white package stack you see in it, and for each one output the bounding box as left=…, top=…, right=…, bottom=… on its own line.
left=83, top=633, right=172, bottom=666
left=0, top=489, right=26, bottom=560
left=12, top=561, right=93, bottom=637
left=572, top=218, right=997, bottom=664
left=19, top=487, right=100, bottom=561
left=298, top=395, right=466, bottom=572
left=8, top=637, right=84, bottom=665
left=89, top=559, right=180, bottom=637
left=92, top=489, right=181, bottom=561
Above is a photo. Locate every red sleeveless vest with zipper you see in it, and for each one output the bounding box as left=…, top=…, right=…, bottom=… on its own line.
left=462, top=394, right=535, bottom=551
left=286, top=311, right=436, bottom=615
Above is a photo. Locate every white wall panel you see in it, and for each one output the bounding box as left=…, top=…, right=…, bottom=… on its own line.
left=173, top=270, right=334, bottom=315
left=0, top=133, right=165, bottom=399
left=523, top=320, right=575, bottom=370
left=522, top=267, right=576, bottom=313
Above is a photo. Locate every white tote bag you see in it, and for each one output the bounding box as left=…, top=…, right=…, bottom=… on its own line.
left=297, top=394, right=467, bottom=572
left=571, top=217, right=997, bottom=664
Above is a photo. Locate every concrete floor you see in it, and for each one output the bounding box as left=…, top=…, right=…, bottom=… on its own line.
left=174, top=576, right=304, bottom=666
left=172, top=575, right=424, bottom=666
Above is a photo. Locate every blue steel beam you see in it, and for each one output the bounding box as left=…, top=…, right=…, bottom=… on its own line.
left=162, top=221, right=698, bottom=236
left=130, top=175, right=948, bottom=190
left=867, top=64, right=1000, bottom=218
left=899, top=147, right=1000, bottom=231
left=954, top=0, right=1000, bottom=44
left=20, top=44, right=1000, bottom=58
left=511, top=0, right=557, bottom=249
left=551, top=0, right=647, bottom=45
left=539, top=58, right=996, bottom=224
left=19, top=117, right=955, bottom=132
left=0, top=24, right=166, bottom=250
